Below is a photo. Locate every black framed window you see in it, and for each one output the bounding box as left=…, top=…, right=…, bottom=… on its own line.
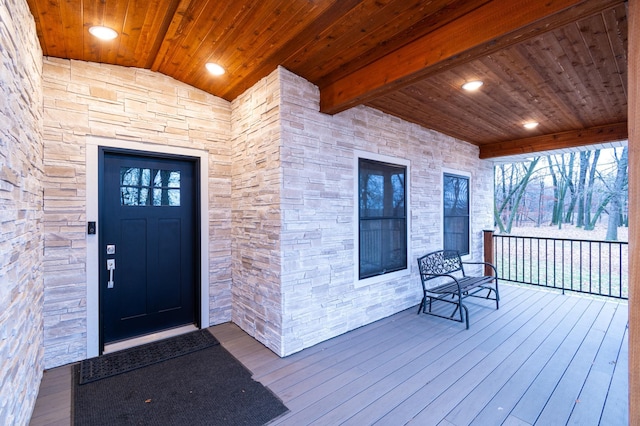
left=443, top=173, right=470, bottom=255
left=358, top=158, right=407, bottom=279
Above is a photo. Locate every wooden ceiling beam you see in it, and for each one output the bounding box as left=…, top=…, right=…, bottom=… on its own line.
left=479, top=122, right=628, bottom=159
left=320, top=0, right=625, bottom=115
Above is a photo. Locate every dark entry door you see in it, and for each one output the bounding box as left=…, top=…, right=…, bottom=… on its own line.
left=100, top=151, right=198, bottom=346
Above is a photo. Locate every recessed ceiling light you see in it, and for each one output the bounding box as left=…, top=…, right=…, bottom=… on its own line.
left=523, top=122, right=539, bottom=129
left=89, top=26, right=118, bottom=41
left=205, top=62, right=225, bottom=76
left=461, top=80, right=483, bottom=91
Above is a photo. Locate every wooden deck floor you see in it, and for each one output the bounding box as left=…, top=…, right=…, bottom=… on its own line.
left=30, top=284, right=628, bottom=426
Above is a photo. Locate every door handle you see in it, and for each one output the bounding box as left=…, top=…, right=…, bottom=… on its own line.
left=107, top=259, right=116, bottom=288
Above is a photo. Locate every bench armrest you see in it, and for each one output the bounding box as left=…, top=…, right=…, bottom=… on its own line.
left=462, top=261, right=498, bottom=277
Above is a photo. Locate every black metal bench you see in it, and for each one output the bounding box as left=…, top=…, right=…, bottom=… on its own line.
left=416, top=249, right=499, bottom=329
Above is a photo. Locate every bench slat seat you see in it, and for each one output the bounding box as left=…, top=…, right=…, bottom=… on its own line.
left=417, top=250, right=499, bottom=328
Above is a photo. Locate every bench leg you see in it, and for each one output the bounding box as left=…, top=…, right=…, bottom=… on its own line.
left=462, top=303, right=469, bottom=329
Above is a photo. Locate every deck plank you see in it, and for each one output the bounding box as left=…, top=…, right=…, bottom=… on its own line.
left=566, top=303, right=629, bottom=425
left=28, top=284, right=628, bottom=426
left=465, top=296, right=593, bottom=426
left=534, top=302, right=618, bottom=425
left=420, top=294, right=586, bottom=425
left=508, top=299, right=610, bottom=424
left=273, top=284, right=536, bottom=424
left=318, top=290, right=554, bottom=425
left=371, top=291, right=569, bottom=425
left=600, top=322, right=629, bottom=426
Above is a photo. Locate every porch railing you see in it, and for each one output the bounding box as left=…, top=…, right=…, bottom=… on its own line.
left=489, top=232, right=628, bottom=300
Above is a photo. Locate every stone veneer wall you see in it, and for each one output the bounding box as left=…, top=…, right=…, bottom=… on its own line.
left=230, top=70, right=284, bottom=354
left=277, top=68, right=494, bottom=355
left=41, top=58, right=233, bottom=368
left=0, top=0, right=44, bottom=423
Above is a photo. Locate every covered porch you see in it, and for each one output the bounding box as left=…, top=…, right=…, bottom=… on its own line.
left=31, top=283, right=628, bottom=425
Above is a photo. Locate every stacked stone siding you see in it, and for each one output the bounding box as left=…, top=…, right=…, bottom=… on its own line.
left=0, top=0, right=44, bottom=423
left=277, top=68, right=493, bottom=355
left=230, top=70, right=284, bottom=354
left=41, top=58, right=233, bottom=367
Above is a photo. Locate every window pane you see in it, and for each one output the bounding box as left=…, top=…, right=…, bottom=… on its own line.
left=358, top=158, right=407, bottom=279
left=443, top=173, right=470, bottom=255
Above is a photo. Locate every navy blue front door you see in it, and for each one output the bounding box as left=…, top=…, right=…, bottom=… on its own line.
left=100, top=151, right=198, bottom=345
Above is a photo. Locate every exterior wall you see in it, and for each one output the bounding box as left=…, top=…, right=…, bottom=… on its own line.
left=277, top=68, right=493, bottom=355
left=0, top=0, right=44, bottom=423
left=41, top=58, right=232, bottom=367
left=230, top=70, right=284, bottom=354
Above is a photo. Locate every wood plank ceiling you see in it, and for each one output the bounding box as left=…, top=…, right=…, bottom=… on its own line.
left=26, top=0, right=628, bottom=159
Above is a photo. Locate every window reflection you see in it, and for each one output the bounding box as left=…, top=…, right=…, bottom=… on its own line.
left=120, top=167, right=180, bottom=206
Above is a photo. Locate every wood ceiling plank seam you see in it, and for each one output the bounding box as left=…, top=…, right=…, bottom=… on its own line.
left=220, top=0, right=342, bottom=87
left=403, top=75, right=517, bottom=142
left=320, top=0, right=627, bottom=115
left=221, top=0, right=363, bottom=100
left=151, top=0, right=223, bottom=74
left=286, top=0, right=436, bottom=79
left=293, top=0, right=491, bottom=82
left=575, top=15, right=626, bottom=120
left=512, top=38, right=588, bottom=130
left=114, top=0, right=159, bottom=68
left=198, top=0, right=310, bottom=92
left=315, top=0, right=493, bottom=89
left=140, top=0, right=182, bottom=70
left=82, top=0, right=102, bottom=61
left=440, top=63, right=545, bottom=136
left=481, top=47, right=577, bottom=134
left=25, top=0, right=50, bottom=55
left=371, top=84, right=512, bottom=144
left=485, top=45, right=580, bottom=136
left=308, top=0, right=489, bottom=87
left=60, top=0, right=87, bottom=60
left=99, top=0, right=130, bottom=64
left=571, top=13, right=627, bottom=120
left=601, top=5, right=629, bottom=103
left=114, top=0, right=150, bottom=67
left=367, top=96, right=479, bottom=144
left=545, top=21, right=623, bottom=128
left=168, top=1, right=265, bottom=87
left=543, top=24, right=605, bottom=125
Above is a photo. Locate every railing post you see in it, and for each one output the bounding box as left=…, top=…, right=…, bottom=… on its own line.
left=483, top=229, right=494, bottom=276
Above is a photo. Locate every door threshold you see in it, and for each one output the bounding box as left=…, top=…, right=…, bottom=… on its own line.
left=103, top=324, right=199, bottom=354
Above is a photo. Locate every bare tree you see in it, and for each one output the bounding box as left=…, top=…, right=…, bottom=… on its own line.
left=605, top=146, right=628, bottom=241
left=494, top=158, right=540, bottom=233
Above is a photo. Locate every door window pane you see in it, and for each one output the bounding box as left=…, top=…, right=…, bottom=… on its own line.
left=120, top=167, right=180, bottom=206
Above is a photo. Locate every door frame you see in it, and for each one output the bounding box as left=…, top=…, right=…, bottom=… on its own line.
left=86, top=136, right=210, bottom=358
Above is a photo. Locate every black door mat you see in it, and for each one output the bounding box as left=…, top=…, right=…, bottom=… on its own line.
left=73, top=343, right=289, bottom=426
left=79, top=329, right=219, bottom=384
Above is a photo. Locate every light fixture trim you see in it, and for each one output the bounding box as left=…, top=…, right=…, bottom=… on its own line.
left=461, top=80, right=484, bottom=91
left=523, top=121, right=539, bottom=129
left=89, top=26, right=118, bottom=41
left=205, top=62, right=225, bottom=76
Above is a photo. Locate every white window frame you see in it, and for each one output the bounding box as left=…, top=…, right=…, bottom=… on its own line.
left=354, top=150, right=411, bottom=288
left=442, top=167, right=472, bottom=260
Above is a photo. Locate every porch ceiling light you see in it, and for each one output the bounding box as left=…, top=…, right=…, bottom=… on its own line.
left=89, top=26, right=118, bottom=41
left=461, top=80, right=483, bottom=91
left=523, top=121, right=539, bottom=129
left=205, top=62, right=225, bottom=76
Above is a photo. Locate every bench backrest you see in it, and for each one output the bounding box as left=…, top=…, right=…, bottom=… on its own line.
left=417, top=250, right=464, bottom=283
